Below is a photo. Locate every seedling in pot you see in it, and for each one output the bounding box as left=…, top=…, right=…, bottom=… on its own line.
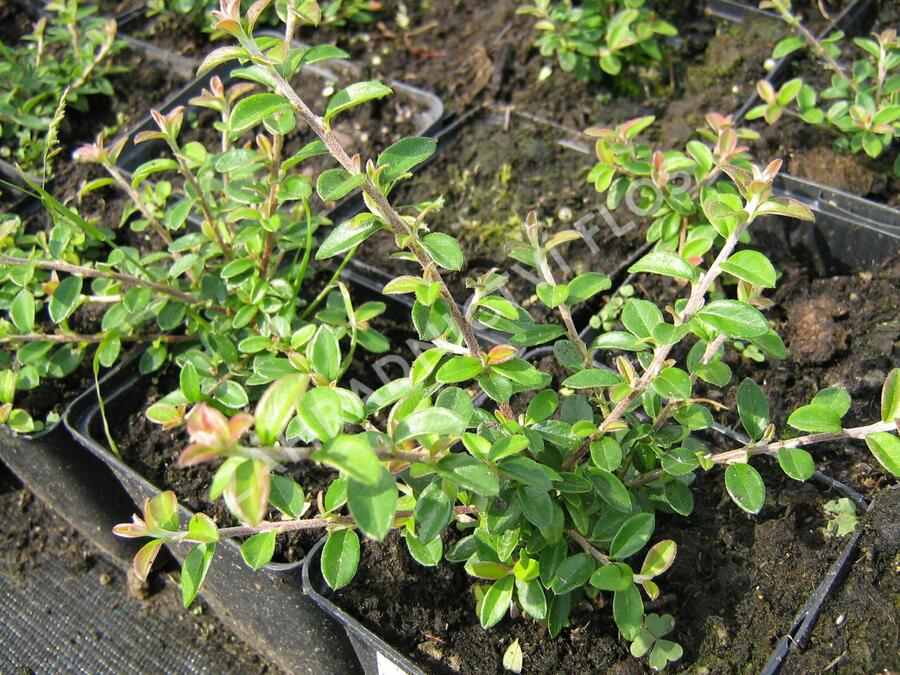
left=113, top=1, right=900, bottom=670
left=518, top=0, right=677, bottom=92
left=0, top=23, right=388, bottom=432
left=747, top=0, right=900, bottom=172
left=0, top=0, right=123, bottom=177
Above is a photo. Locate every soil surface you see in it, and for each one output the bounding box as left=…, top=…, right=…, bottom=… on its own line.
left=789, top=486, right=900, bottom=674
left=333, top=465, right=847, bottom=674
left=0, top=464, right=277, bottom=673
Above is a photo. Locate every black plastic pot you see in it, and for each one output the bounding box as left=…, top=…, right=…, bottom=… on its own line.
left=302, top=407, right=871, bottom=675
left=64, top=361, right=359, bottom=673
left=0, top=354, right=143, bottom=566
left=114, top=37, right=445, bottom=173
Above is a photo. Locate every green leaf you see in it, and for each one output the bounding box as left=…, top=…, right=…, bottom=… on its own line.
left=882, top=369, right=900, bottom=422
left=812, top=388, right=851, bottom=419
left=230, top=93, right=292, bottom=134
left=404, top=530, right=442, bottom=566
left=737, top=378, right=769, bottom=441
left=610, top=513, right=655, bottom=559
left=590, top=437, right=622, bottom=472
left=297, top=387, right=344, bottom=441
left=697, top=300, right=769, bottom=339
left=649, top=639, right=683, bottom=670
left=517, top=486, right=554, bottom=529
left=316, top=214, right=383, bottom=260
left=180, top=363, right=202, bottom=403
left=479, top=575, right=514, bottom=629
left=310, top=325, right=341, bottom=381
left=787, top=404, right=843, bottom=433
left=866, top=432, right=899, bottom=477
left=377, top=136, right=437, bottom=183
left=772, top=36, right=805, bottom=58
left=640, top=540, right=676, bottom=578
left=436, top=454, right=499, bottom=496
left=551, top=553, right=595, bottom=595
left=567, top=273, right=611, bottom=304
left=181, top=543, right=215, bottom=607
left=316, top=168, right=366, bottom=201
left=720, top=250, right=777, bottom=288
left=232, top=459, right=270, bottom=526
left=499, top=456, right=556, bottom=490
left=651, top=367, right=691, bottom=401
left=415, top=480, right=452, bottom=543
left=254, top=374, right=308, bottom=445
left=436, top=355, right=482, bottom=383
left=269, top=475, right=306, bottom=518
left=347, top=468, right=397, bottom=541
left=777, top=447, right=815, bottom=481
left=621, top=299, right=663, bottom=339
left=420, top=232, right=463, bottom=271
left=395, top=407, right=467, bottom=443
left=590, top=468, right=632, bottom=513
left=214, top=380, right=248, bottom=409
left=592, top=331, right=647, bottom=352
left=562, top=368, right=621, bottom=389
left=526, top=390, right=558, bottom=423
left=187, top=513, right=219, bottom=544
left=536, top=282, right=569, bottom=308
left=315, top=434, right=382, bottom=485
left=590, top=562, right=633, bottom=591
left=628, top=251, right=698, bottom=282
left=515, top=578, right=547, bottom=620
left=613, top=583, right=644, bottom=640
left=321, top=529, right=360, bottom=590
left=9, top=290, right=34, bottom=332
left=724, top=463, right=765, bottom=513
left=240, top=530, right=276, bottom=570
left=49, top=277, right=82, bottom=324
left=324, top=81, right=393, bottom=122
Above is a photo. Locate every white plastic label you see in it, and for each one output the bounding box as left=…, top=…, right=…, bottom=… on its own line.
left=376, top=651, right=408, bottom=675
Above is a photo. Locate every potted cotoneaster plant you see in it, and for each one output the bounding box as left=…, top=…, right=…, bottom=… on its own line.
left=109, top=1, right=900, bottom=671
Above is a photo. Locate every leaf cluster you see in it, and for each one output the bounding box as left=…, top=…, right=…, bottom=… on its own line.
left=517, top=0, right=677, bottom=84
left=749, top=1, right=899, bottom=170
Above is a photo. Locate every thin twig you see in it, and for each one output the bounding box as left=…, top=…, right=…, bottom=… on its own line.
left=627, top=420, right=896, bottom=487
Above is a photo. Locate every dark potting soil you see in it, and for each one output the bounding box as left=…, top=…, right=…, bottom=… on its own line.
left=123, top=14, right=219, bottom=61
left=333, top=464, right=846, bottom=674
left=0, top=464, right=278, bottom=674
left=0, top=0, right=36, bottom=45
left=326, top=0, right=782, bottom=135
left=748, top=0, right=900, bottom=206
left=360, top=112, right=647, bottom=326
left=788, top=486, right=900, bottom=674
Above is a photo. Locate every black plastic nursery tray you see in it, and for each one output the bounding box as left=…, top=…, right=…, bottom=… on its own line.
left=303, top=464, right=868, bottom=675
